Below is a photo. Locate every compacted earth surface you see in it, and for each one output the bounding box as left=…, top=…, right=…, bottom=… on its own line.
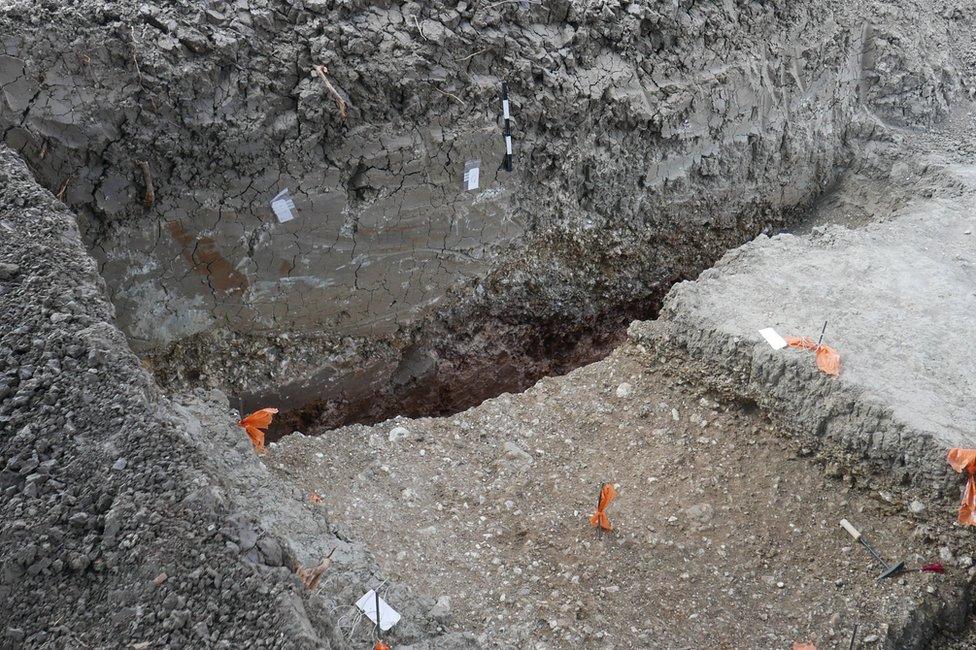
left=268, top=345, right=967, bottom=648
left=3, top=0, right=976, bottom=647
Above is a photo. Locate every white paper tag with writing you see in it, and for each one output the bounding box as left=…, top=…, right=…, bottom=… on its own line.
left=759, top=327, right=788, bottom=350
left=355, top=590, right=401, bottom=631
left=270, top=188, right=297, bottom=223
left=463, top=159, right=480, bottom=191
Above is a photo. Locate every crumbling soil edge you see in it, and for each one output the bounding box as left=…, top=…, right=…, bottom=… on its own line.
left=0, top=145, right=468, bottom=648
left=627, top=320, right=975, bottom=647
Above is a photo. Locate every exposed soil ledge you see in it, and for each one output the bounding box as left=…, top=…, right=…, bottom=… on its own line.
left=627, top=160, right=976, bottom=646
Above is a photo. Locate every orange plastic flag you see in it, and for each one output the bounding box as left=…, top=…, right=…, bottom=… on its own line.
left=589, top=483, right=618, bottom=531
left=785, top=336, right=841, bottom=376
left=373, top=642, right=391, bottom=650
left=947, top=449, right=976, bottom=526
left=792, top=644, right=817, bottom=650
left=238, top=407, right=278, bottom=454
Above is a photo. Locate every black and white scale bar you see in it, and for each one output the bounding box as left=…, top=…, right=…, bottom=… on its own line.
left=501, top=82, right=513, bottom=172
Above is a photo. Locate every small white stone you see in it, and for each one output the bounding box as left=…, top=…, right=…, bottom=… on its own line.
left=908, top=500, right=925, bottom=514
left=671, top=408, right=680, bottom=421
left=388, top=426, right=410, bottom=442
left=615, top=382, right=633, bottom=398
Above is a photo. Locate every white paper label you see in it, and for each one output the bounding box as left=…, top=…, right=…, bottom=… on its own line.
left=355, top=590, right=401, bottom=631
left=502, top=99, right=510, bottom=119
left=759, top=327, right=788, bottom=350
left=463, top=161, right=480, bottom=191
left=270, top=189, right=296, bottom=223
left=505, top=135, right=512, bottom=155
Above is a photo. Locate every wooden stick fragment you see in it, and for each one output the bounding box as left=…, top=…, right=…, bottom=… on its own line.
left=56, top=175, right=73, bottom=202
left=296, top=548, right=336, bottom=591
left=430, top=84, right=466, bottom=106
left=137, top=160, right=155, bottom=208
left=455, top=48, right=490, bottom=62
left=313, top=65, right=348, bottom=121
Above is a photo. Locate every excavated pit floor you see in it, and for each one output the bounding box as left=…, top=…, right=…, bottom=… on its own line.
left=266, top=344, right=963, bottom=648
left=257, top=146, right=976, bottom=647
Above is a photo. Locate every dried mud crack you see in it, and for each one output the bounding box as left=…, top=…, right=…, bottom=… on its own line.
left=2, top=0, right=975, bottom=648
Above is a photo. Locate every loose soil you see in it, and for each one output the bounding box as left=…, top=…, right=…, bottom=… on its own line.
left=268, top=344, right=955, bottom=648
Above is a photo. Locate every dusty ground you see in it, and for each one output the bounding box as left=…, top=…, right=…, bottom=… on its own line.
left=2, top=0, right=974, bottom=646
left=268, top=344, right=960, bottom=648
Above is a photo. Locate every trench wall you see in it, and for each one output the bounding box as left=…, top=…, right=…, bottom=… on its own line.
left=3, top=0, right=943, bottom=418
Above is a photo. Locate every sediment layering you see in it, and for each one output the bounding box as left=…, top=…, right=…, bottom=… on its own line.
left=5, top=0, right=956, bottom=427
left=0, top=0, right=972, bottom=646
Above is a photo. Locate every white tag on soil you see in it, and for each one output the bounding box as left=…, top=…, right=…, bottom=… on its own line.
left=759, top=327, right=788, bottom=350
left=355, top=590, right=401, bottom=631
left=271, top=188, right=297, bottom=223
left=463, top=159, right=480, bottom=191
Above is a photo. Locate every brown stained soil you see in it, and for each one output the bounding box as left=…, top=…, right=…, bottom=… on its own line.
left=267, top=344, right=956, bottom=648
left=166, top=221, right=249, bottom=294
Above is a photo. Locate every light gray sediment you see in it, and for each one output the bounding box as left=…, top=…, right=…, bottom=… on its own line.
left=629, top=161, right=976, bottom=497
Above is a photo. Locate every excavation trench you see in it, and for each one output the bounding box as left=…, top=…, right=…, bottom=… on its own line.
left=0, top=0, right=873, bottom=446
left=177, top=198, right=807, bottom=442
left=249, top=299, right=658, bottom=441
left=1, top=0, right=971, bottom=646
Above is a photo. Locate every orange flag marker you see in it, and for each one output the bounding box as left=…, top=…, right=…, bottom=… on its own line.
left=589, top=483, right=618, bottom=531
left=238, top=407, right=278, bottom=454
left=373, top=642, right=391, bottom=650
left=947, top=448, right=976, bottom=526
left=785, top=337, right=841, bottom=376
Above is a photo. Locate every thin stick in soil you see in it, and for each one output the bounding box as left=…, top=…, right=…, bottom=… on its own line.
left=313, top=65, right=349, bottom=120
left=137, top=160, right=155, bottom=208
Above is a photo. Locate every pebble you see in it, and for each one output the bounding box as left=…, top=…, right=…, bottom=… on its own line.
left=908, top=500, right=924, bottom=514
left=68, top=512, right=89, bottom=528
left=430, top=596, right=452, bottom=622
left=0, top=263, right=20, bottom=280
left=112, top=458, right=127, bottom=471
left=388, top=426, right=410, bottom=442
left=615, top=382, right=633, bottom=398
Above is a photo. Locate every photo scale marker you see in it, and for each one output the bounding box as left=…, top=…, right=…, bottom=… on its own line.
left=501, top=82, right=513, bottom=172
